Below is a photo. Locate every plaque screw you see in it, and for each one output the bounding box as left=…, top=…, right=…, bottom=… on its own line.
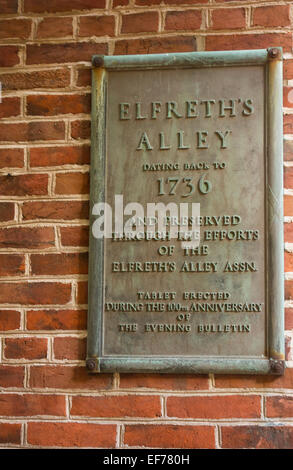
left=270, top=359, right=284, bottom=375
left=268, top=48, right=280, bottom=59
left=86, top=358, right=96, bottom=371
left=92, top=55, right=104, bottom=67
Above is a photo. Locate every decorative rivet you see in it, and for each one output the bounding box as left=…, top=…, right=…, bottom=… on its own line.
left=86, top=358, right=96, bottom=371
left=270, top=359, right=284, bottom=375
left=268, top=48, right=280, bottom=59
left=92, top=56, right=104, bottom=67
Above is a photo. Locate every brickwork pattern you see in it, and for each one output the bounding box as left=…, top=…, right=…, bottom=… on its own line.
left=0, top=0, right=293, bottom=449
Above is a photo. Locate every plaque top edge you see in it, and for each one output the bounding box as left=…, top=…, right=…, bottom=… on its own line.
left=92, top=48, right=282, bottom=71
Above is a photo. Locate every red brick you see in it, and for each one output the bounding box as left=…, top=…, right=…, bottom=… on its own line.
left=54, top=336, right=86, bottom=360
left=0, top=148, right=24, bottom=168
left=284, top=60, right=293, bottom=80
left=286, top=335, right=293, bottom=361
left=136, top=0, right=207, bottom=4
left=285, top=251, right=293, bottom=272
left=284, top=140, right=293, bottom=161
left=0, top=68, right=70, bottom=91
left=284, top=115, right=293, bottom=134
left=164, top=0, right=208, bottom=3
left=211, top=8, right=246, bottom=30
left=60, top=226, right=89, bottom=247
left=215, top=368, right=293, bottom=389
left=113, top=0, right=129, bottom=7
left=284, top=162, right=293, bottom=184
left=284, top=223, right=293, bottom=243
left=0, top=122, right=65, bottom=142
left=0, top=0, right=18, bottom=14
left=206, top=33, right=292, bottom=53
left=0, top=174, right=48, bottom=196
left=27, top=309, right=87, bottom=331
left=5, top=337, right=47, bottom=360
left=24, top=0, right=106, bottom=13
left=0, top=366, right=24, bottom=388
left=253, top=5, right=290, bottom=28
left=285, top=334, right=292, bottom=360
left=167, top=395, right=261, bottom=419
left=0, top=227, right=55, bottom=249
left=0, top=310, right=20, bottom=330
left=27, top=422, right=116, bottom=447
left=285, top=167, right=293, bottom=189
left=79, top=15, right=115, bottom=37
left=30, top=145, right=90, bottom=167
left=0, top=202, right=15, bottom=222
left=285, top=308, right=293, bottom=330
left=135, top=0, right=162, bottom=2
left=0, top=255, right=25, bottom=276
left=215, top=0, right=274, bottom=2
left=76, top=68, right=91, bottom=87
left=135, top=0, right=163, bottom=3
left=266, top=396, right=293, bottom=417
left=119, top=373, right=209, bottom=390
left=165, top=10, right=201, bottom=31
left=30, top=365, right=112, bottom=390
left=0, top=394, right=66, bottom=417
left=31, top=252, right=88, bottom=275
left=55, top=172, right=89, bottom=195
left=0, top=282, right=71, bottom=305
left=284, top=195, right=293, bottom=216
left=286, top=280, right=293, bottom=300
left=71, top=120, right=91, bottom=140
left=284, top=87, right=293, bottom=109
left=27, top=94, right=90, bottom=116
left=125, top=424, right=215, bottom=448
left=0, top=19, right=31, bottom=39
left=27, top=42, right=107, bottom=65
left=0, top=423, right=21, bottom=445
left=121, top=12, right=159, bottom=34
left=22, top=201, right=89, bottom=221
left=72, top=395, right=161, bottom=418
left=77, top=281, right=88, bottom=304
left=114, top=36, right=197, bottom=55
left=221, top=425, right=293, bottom=449
left=0, top=97, right=21, bottom=118
left=36, top=17, right=73, bottom=39
left=0, top=46, right=20, bottom=67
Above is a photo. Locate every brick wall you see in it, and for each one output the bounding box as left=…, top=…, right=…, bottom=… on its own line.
left=0, top=0, right=292, bottom=449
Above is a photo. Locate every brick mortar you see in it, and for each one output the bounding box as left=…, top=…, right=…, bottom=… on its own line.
left=0, top=419, right=291, bottom=430
left=1, top=385, right=291, bottom=395
left=0, top=30, right=292, bottom=48
left=0, top=390, right=287, bottom=396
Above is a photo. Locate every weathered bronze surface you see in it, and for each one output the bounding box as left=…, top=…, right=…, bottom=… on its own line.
left=87, top=50, right=284, bottom=374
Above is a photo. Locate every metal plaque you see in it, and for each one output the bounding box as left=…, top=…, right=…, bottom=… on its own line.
left=87, top=49, right=284, bottom=375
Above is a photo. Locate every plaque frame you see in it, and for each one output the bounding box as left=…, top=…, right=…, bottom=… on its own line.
left=87, top=49, right=284, bottom=375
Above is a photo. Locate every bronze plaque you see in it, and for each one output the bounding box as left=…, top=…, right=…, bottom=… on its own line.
left=87, top=50, right=284, bottom=374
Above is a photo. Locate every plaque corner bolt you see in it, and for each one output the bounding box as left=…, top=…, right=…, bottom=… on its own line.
left=86, top=357, right=99, bottom=372
left=267, top=47, right=282, bottom=60
left=92, top=55, right=104, bottom=68
left=269, top=358, right=285, bottom=375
